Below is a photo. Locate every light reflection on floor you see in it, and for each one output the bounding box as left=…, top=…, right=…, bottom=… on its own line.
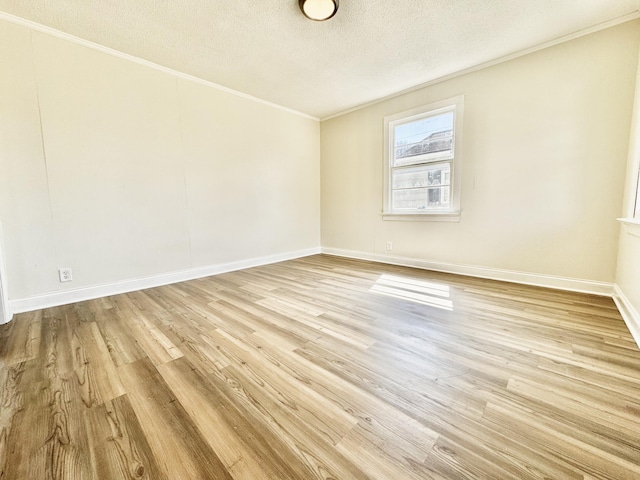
left=369, top=274, right=454, bottom=311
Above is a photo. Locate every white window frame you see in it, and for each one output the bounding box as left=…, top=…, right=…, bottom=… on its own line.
left=634, top=166, right=640, bottom=219
left=383, top=95, right=464, bottom=222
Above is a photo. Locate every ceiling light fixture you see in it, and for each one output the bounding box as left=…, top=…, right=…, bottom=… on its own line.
left=299, top=0, right=339, bottom=21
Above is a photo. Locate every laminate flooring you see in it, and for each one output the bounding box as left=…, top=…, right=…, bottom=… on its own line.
left=0, top=254, right=638, bottom=479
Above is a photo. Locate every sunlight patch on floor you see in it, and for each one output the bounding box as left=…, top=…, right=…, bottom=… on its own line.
left=370, top=274, right=453, bottom=311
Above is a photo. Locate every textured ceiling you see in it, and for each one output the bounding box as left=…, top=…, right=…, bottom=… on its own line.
left=1, top=0, right=639, bottom=119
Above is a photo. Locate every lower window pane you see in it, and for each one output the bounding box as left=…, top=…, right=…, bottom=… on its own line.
left=392, top=186, right=450, bottom=210
left=392, top=163, right=450, bottom=190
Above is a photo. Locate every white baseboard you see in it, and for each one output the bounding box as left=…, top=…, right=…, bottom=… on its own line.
left=0, top=278, right=10, bottom=325
left=613, top=285, right=640, bottom=349
left=0, top=223, right=11, bottom=324
left=321, top=247, right=615, bottom=296
left=10, top=247, right=321, bottom=315
left=0, top=287, right=10, bottom=325
left=10, top=246, right=633, bottom=348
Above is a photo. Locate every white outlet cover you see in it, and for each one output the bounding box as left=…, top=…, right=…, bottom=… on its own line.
left=58, top=268, right=73, bottom=282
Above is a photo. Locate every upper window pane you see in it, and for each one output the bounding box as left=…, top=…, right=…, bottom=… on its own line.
left=393, top=111, right=454, bottom=167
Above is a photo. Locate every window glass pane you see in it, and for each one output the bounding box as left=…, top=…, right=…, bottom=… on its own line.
left=394, top=111, right=453, bottom=167
left=392, top=186, right=450, bottom=210
left=392, top=163, right=450, bottom=190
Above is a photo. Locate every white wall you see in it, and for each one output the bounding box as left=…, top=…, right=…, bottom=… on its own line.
left=321, top=20, right=640, bottom=288
left=0, top=18, right=320, bottom=309
left=615, top=43, right=640, bottom=344
left=0, top=21, right=58, bottom=302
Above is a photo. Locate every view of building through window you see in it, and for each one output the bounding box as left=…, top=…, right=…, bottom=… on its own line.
left=394, top=112, right=453, bottom=162
left=391, top=111, right=454, bottom=211
left=391, top=163, right=450, bottom=209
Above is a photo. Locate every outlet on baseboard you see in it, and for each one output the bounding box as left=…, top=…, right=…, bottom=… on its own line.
left=386, top=241, right=393, bottom=251
left=58, top=268, right=73, bottom=283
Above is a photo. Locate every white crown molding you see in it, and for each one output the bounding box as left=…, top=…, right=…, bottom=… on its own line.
left=321, top=11, right=640, bottom=121
left=613, top=284, right=640, bottom=349
left=0, top=11, right=318, bottom=122
left=321, top=247, right=615, bottom=296
left=9, top=247, right=321, bottom=315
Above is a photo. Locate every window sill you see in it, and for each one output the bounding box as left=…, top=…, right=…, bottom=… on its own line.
left=618, top=218, right=640, bottom=238
left=617, top=218, right=640, bottom=226
left=382, top=211, right=461, bottom=222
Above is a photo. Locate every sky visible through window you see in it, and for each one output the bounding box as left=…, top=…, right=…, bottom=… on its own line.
left=394, top=111, right=453, bottom=148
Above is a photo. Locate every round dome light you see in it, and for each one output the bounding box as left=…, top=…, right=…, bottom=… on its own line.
left=299, top=0, right=339, bottom=21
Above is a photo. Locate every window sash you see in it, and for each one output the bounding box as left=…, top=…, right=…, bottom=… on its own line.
left=383, top=95, right=463, bottom=218
left=392, top=109, right=455, bottom=169
left=391, top=162, right=451, bottom=211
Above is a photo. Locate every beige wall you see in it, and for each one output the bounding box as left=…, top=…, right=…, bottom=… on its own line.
left=321, top=20, right=640, bottom=283
left=0, top=19, right=320, bottom=301
left=0, top=22, right=58, bottom=299
left=1, top=14, right=638, bottom=309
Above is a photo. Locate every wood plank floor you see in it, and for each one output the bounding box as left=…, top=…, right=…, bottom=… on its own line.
left=0, top=254, right=639, bottom=479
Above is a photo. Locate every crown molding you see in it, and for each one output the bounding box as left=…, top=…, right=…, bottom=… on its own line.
left=0, top=11, right=319, bottom=122
left=321, top=11, right=640, bottom=121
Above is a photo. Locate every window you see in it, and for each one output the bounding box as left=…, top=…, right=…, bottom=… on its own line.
left=383, top=96, right=463, bottom=221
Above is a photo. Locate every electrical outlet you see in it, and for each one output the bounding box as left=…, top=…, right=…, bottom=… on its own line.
left=58, top=268, right=73, bottom=283
left=386, top=241, right=393, bottom=251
